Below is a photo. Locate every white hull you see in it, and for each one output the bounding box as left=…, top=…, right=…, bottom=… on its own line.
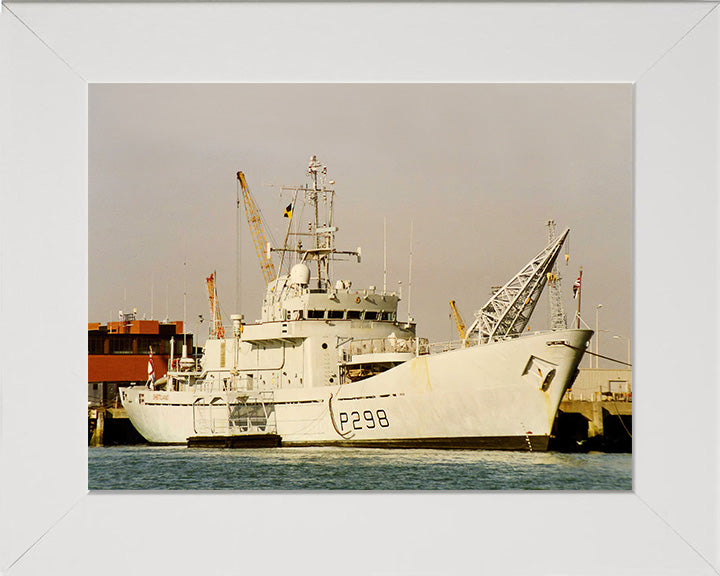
left=121, top=329, right=591, bottom=450
left=120, top=158, right=591, bottom=451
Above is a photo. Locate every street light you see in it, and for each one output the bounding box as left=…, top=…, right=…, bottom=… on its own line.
left=613, top=334, right=632, bottom=365
left=595, top=304, right=603, bottom=369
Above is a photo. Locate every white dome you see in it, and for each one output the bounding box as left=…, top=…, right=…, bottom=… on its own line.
left=290, top=263, right=311, bottom=286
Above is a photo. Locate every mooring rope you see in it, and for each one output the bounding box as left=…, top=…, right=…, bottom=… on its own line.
left=608, top=400, right=633, bottom=439
left=561, top=343, right=632, bottom=367
left=562, top=344, right=633, bottom=439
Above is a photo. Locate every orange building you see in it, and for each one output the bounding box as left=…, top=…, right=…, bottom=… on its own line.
left=88, top=313, right=195, bottom=407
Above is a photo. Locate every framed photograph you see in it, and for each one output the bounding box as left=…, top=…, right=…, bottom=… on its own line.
left=87, top=82, right=633, bottom=472
left=1, top=3, right=717, bottom=574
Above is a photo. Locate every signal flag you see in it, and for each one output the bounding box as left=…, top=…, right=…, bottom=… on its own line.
left=573, top=276, right=581, bottom=299
left=147, top=350, right=155, bottom=389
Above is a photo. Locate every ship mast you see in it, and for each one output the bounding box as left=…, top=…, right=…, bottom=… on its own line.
left=271, top=156, right=360, bottom=290
left=308, top=155, right=325, bottom=287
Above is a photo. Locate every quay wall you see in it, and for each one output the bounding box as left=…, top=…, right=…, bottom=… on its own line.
left=551, top=369, right=633, bottom=452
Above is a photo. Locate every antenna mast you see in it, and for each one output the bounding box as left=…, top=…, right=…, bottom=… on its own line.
left=182, top=259, right=187, bottom=354
left=383, top=217, right=388, bottom=294
left=271, top=156, right=359, bottom=290
left=308, top=155, right=324, bottom=286
left=407, top=220, right=414, bottom=322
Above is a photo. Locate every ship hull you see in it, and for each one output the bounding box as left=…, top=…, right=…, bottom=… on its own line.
left=121, top=329, right=591, bottom=451
left=282, top=436, right=550, bottom=451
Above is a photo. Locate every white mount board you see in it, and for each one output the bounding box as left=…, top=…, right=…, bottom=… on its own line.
left=1, top=3, right=718, bottom=575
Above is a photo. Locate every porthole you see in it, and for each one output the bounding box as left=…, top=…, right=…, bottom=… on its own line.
left=321, top=343, right=328, bottom=350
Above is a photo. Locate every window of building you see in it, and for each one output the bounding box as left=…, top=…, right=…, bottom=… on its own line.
left=109, top=336, right=133, bottom=354
left=88, top=335, right=105, bottom=354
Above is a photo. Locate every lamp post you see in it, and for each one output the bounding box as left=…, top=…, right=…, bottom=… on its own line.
left=595, top=304, right=603, bottom=369
left=613, top=334, right=631, bottom=365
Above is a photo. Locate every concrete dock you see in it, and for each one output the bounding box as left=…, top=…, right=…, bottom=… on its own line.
left=551, top=399, right=632, bottom=452
left=550, top=368, right=633, bottom=452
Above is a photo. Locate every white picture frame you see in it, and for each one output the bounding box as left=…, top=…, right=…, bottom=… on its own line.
left=1, top=3, right=717, bottom=574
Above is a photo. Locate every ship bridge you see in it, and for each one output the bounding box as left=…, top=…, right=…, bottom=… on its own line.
left=262, top=262, right=401, bottom=324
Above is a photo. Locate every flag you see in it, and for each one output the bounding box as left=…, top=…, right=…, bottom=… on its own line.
left=283, top=203, right=293, bottom=219
left=147, top=350, right=155, bottom=389
left=573, top=275, right=581, bottom=299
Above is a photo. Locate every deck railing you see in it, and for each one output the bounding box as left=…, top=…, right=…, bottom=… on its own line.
left=341, top=336, right=430, bottom=360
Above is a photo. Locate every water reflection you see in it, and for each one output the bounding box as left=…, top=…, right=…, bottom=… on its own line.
left=89, top=446, right=632, bottom=491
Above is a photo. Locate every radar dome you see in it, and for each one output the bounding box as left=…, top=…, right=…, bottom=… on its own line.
left=290, top=263, right=311, bottom=286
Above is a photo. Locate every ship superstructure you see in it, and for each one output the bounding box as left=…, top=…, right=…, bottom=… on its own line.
left=121, top=157, right=591, bottom=450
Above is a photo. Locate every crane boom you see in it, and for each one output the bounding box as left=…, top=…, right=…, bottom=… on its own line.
left=463, top=228, right=570, bottom=346
left=206, top=271, right=225, bottom=338
left=237, top=171, right=276, bottom=285
left=449, top=300, right=467, bottom=344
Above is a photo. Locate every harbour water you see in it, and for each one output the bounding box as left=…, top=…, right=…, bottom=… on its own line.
left=89, top=446, right=632, bottom=490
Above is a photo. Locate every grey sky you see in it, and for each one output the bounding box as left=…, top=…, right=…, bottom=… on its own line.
left=89, top=83, right=632, bottom=365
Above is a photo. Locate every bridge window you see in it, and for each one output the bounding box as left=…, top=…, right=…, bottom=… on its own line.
left=380, top=312, right=394, bottom=321
left=328, top=310, right=344, bottom=320
left=364, top=311, right=378, bottom=320
left=307, top=310, right=325, bottom=319
left=347, top=310, right=362, bottom=320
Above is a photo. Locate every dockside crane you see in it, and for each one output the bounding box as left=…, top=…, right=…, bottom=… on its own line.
left=206, top=271, right=225, bottom=338
left=449, top=300, right=468, bottom=345
left=237, top=171, right=277, bottom=284
left=546, top=220, right=568, bottom=330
